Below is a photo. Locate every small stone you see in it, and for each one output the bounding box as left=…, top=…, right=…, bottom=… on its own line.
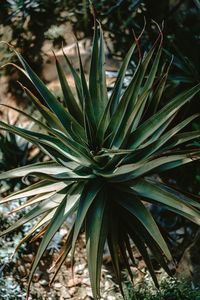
left=68, top=287, right=76, bottom=296
left=54, top=282, right=62, bottom=289
left=83, top=268, right=89, bottom=276
left=105, top=274, right=112, bottom=279
left=18, top=265, right=26, bottom=277
left=77, top=287, right=87, bottom=299
left=104, top=280, right=110, bottom=290
left=74, top=263, right=86, bottom=275
left=86, top=287, right=93, bottom=298
left=82, top=277, right=90, bottom=285
left=33, top=271, right=42, bottom=282
left=23, top=254, right=33, bottom=263
left=107, top=296, right=116, bottom=300
left=67, top=278, right=82, bottom=287
left=47, top=291, right=57, bottom=300
left=61, top=288, right=71, bottom=299
left=39, top=279, right=48, bottom=286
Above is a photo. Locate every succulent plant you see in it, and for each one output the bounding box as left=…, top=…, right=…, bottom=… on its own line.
left=1, top=21, right=200, bottom=299
left=0, top=119, right=44, bottom=194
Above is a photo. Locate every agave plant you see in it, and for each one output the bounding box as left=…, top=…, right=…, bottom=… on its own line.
left=1, top=22, right=200, bottom=299
left=0, top=118, right=43, bottom=194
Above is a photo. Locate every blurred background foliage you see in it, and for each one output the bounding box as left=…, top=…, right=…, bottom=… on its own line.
left=1, top=0, right=200, bottom=83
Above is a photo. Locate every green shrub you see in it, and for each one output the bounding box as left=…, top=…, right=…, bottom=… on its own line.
left=1, top=21, right=200, bottom=300
left=126, top=276, right=200, bottom=300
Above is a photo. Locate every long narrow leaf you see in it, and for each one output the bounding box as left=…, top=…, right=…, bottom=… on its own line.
left=86, top=189, right=108, bottom=299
